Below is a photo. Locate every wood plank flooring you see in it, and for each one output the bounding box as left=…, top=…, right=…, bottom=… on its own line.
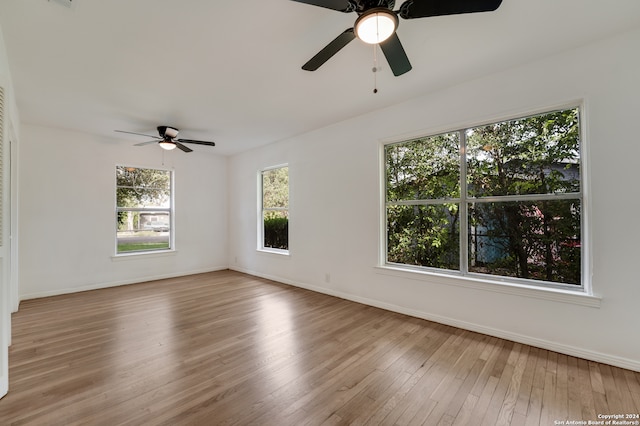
left=1, top=270, right=639, bottom=425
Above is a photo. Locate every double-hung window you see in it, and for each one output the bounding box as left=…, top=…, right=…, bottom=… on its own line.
left=260, top=165, right=289, bottom=253
left=384, top=106, right=583, bottom=289
left=116, top=166, right=173, bottom=254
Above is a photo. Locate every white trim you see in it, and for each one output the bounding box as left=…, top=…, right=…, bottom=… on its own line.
left=9, top=122, right=18, bottom=314
left=111, top=249, right=176, bottom=261
left=114, top=162, right=175, bottom=173
left=380, top=102, right=588, bottom=292
left=19, top=266, right=228, bottom=301
left=228, top=267, right=634, bottom=372
left=379, top=99, right=587, bottom=147
left=0, top=375, right=6, bottom=400
left=115, top=165, right=175, bottom=255
left=257, top=164, right=290, bottom=254
left=260, top=163, right=289, bottom=172
left=0, top=85, right=8, bottom=399
left=374, top=265, right=600, bottom=307
left=257, top=247, right=290, bottom=257
left=578, top=99, right=593, bottom=295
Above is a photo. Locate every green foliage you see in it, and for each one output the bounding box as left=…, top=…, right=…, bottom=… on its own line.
left=262, top=167, right=289, bottom=208
left=385, top=133, right=461, bottom=270
left=385, top=108, right=582, bottom=285
left=262, top=167, right=289, bottom=250
left=264, top=216, right=288, bottom=250
left=117, top=242, right=170, bottom=252
left=116, top=166, right=171, bottom=208
left=466, top=108, right=580, bottom=197
left=469, top=200, right=581, bottom=284
left=116, top=166, right=171, bottom=229
left=386, top=133, right=460, bottom=201
left=387, top=204, right=459, bottom=269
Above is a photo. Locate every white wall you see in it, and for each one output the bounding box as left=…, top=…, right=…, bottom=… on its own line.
left=229, top=27, right=640, bottom=371
left=18, top=124, right=228, bottom=298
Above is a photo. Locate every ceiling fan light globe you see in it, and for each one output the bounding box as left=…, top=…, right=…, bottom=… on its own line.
left=355, top=10, right=398, bottom=44
left=159, top=141, right=177, bottom=150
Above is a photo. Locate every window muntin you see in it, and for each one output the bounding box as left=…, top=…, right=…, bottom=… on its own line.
left=260, top=166, right=289, bottom=252
left=116, top=166, right=172, bottom=254
left=384, top=107, right=582, bottom=288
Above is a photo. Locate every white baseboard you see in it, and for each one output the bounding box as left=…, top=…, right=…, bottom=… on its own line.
left=230, top=266, right=640, bottom=372
left=19, top=266, right=228, bottom=301
left=0, top=375, right=7, bottom=399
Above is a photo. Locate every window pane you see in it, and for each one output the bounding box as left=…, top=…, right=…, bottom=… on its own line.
left=387, top=204, right=460, bottom=270
left=468, top=200, right=581, bottom=284
left=116, top=166, right=171, bottom=208
left=386, top=133, right=460, bottom=201
left=262, top=167, right=289, bottom=209
left=116, top=188, right=170, bottom=208
left=263, top=211, right=288, bottom=250
left=116, top=166, right=172, bottom=254
left=466, top=108, right=580, bottom=197
left=117, top=211, right=171, bottom=253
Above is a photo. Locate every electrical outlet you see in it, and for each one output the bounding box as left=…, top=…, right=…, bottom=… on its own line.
left=325, top=273, right=330, bottom=283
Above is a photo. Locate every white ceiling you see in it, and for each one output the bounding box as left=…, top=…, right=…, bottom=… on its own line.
left=1, top=0, right=640, bottom=156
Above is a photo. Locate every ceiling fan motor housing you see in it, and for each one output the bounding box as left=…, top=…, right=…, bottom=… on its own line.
left=158, top=126, right=179, bottom=139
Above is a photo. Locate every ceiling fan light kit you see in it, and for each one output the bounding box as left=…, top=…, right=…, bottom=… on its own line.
left=355, top=8, right=398, bottom=44
left=158, top=141, right=177, bottom=150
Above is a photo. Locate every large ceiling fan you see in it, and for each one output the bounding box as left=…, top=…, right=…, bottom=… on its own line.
left=294, top=0, right=503, bottom=76
left=115, top=126, right=216, bottom=153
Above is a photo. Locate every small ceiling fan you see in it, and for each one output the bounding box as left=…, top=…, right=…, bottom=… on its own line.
left=293, top=0, right=503, bottom=76
left=114, top=126, right=216, bottom=153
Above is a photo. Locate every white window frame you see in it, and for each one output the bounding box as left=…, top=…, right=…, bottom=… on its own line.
left=258, top=164, right=289, bottom=255
left=380, top=104, right=590, bottom=294
left=115, top=165, right=175, bottom=256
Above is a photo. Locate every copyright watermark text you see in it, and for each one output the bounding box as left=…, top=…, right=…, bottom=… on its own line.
left=553, top=413, right=640, bottom=425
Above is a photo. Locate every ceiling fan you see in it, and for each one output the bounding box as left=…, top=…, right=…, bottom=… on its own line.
left=114, top=126, right=216, bottom=153
left=293, top=0, right=503, bottom=76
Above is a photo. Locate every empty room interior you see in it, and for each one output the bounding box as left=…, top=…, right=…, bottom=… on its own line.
left=0, top=0, right=639, bottom=424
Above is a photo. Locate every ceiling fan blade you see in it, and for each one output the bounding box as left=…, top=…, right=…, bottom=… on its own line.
left=133, top=140, right=159, bottom=146
left=399, top=0, right=502, bottom=19
left=174, top=142, right=193, bottom=153
left=302, top=28, right=356, bottom=71
left=176, top=139, right=216, bottom=147
left=379, top=33, right=412, bottom=76
left=290, top=0, right=354, bottom=12
left=114, top=130, right=161, bottom=139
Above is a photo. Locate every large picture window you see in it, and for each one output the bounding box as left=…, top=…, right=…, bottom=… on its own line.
left=260, top=165, right=289, bottom=252
left=116, top=166, right=173, bottom=254
left=384, top=107, right=582, bottom=288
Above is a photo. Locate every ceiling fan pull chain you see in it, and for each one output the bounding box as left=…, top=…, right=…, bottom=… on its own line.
left=372, top=44, right=379, bottom=94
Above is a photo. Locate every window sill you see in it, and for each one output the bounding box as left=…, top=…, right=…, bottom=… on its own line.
left=111, top=250, right=177, bottom=262
left=257, top=248, right=290, bottom=257
left=374, top=265, right=601, bottom=308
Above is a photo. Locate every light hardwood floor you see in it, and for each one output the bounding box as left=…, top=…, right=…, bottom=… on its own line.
left=1, top=270, right=639, bottom=425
